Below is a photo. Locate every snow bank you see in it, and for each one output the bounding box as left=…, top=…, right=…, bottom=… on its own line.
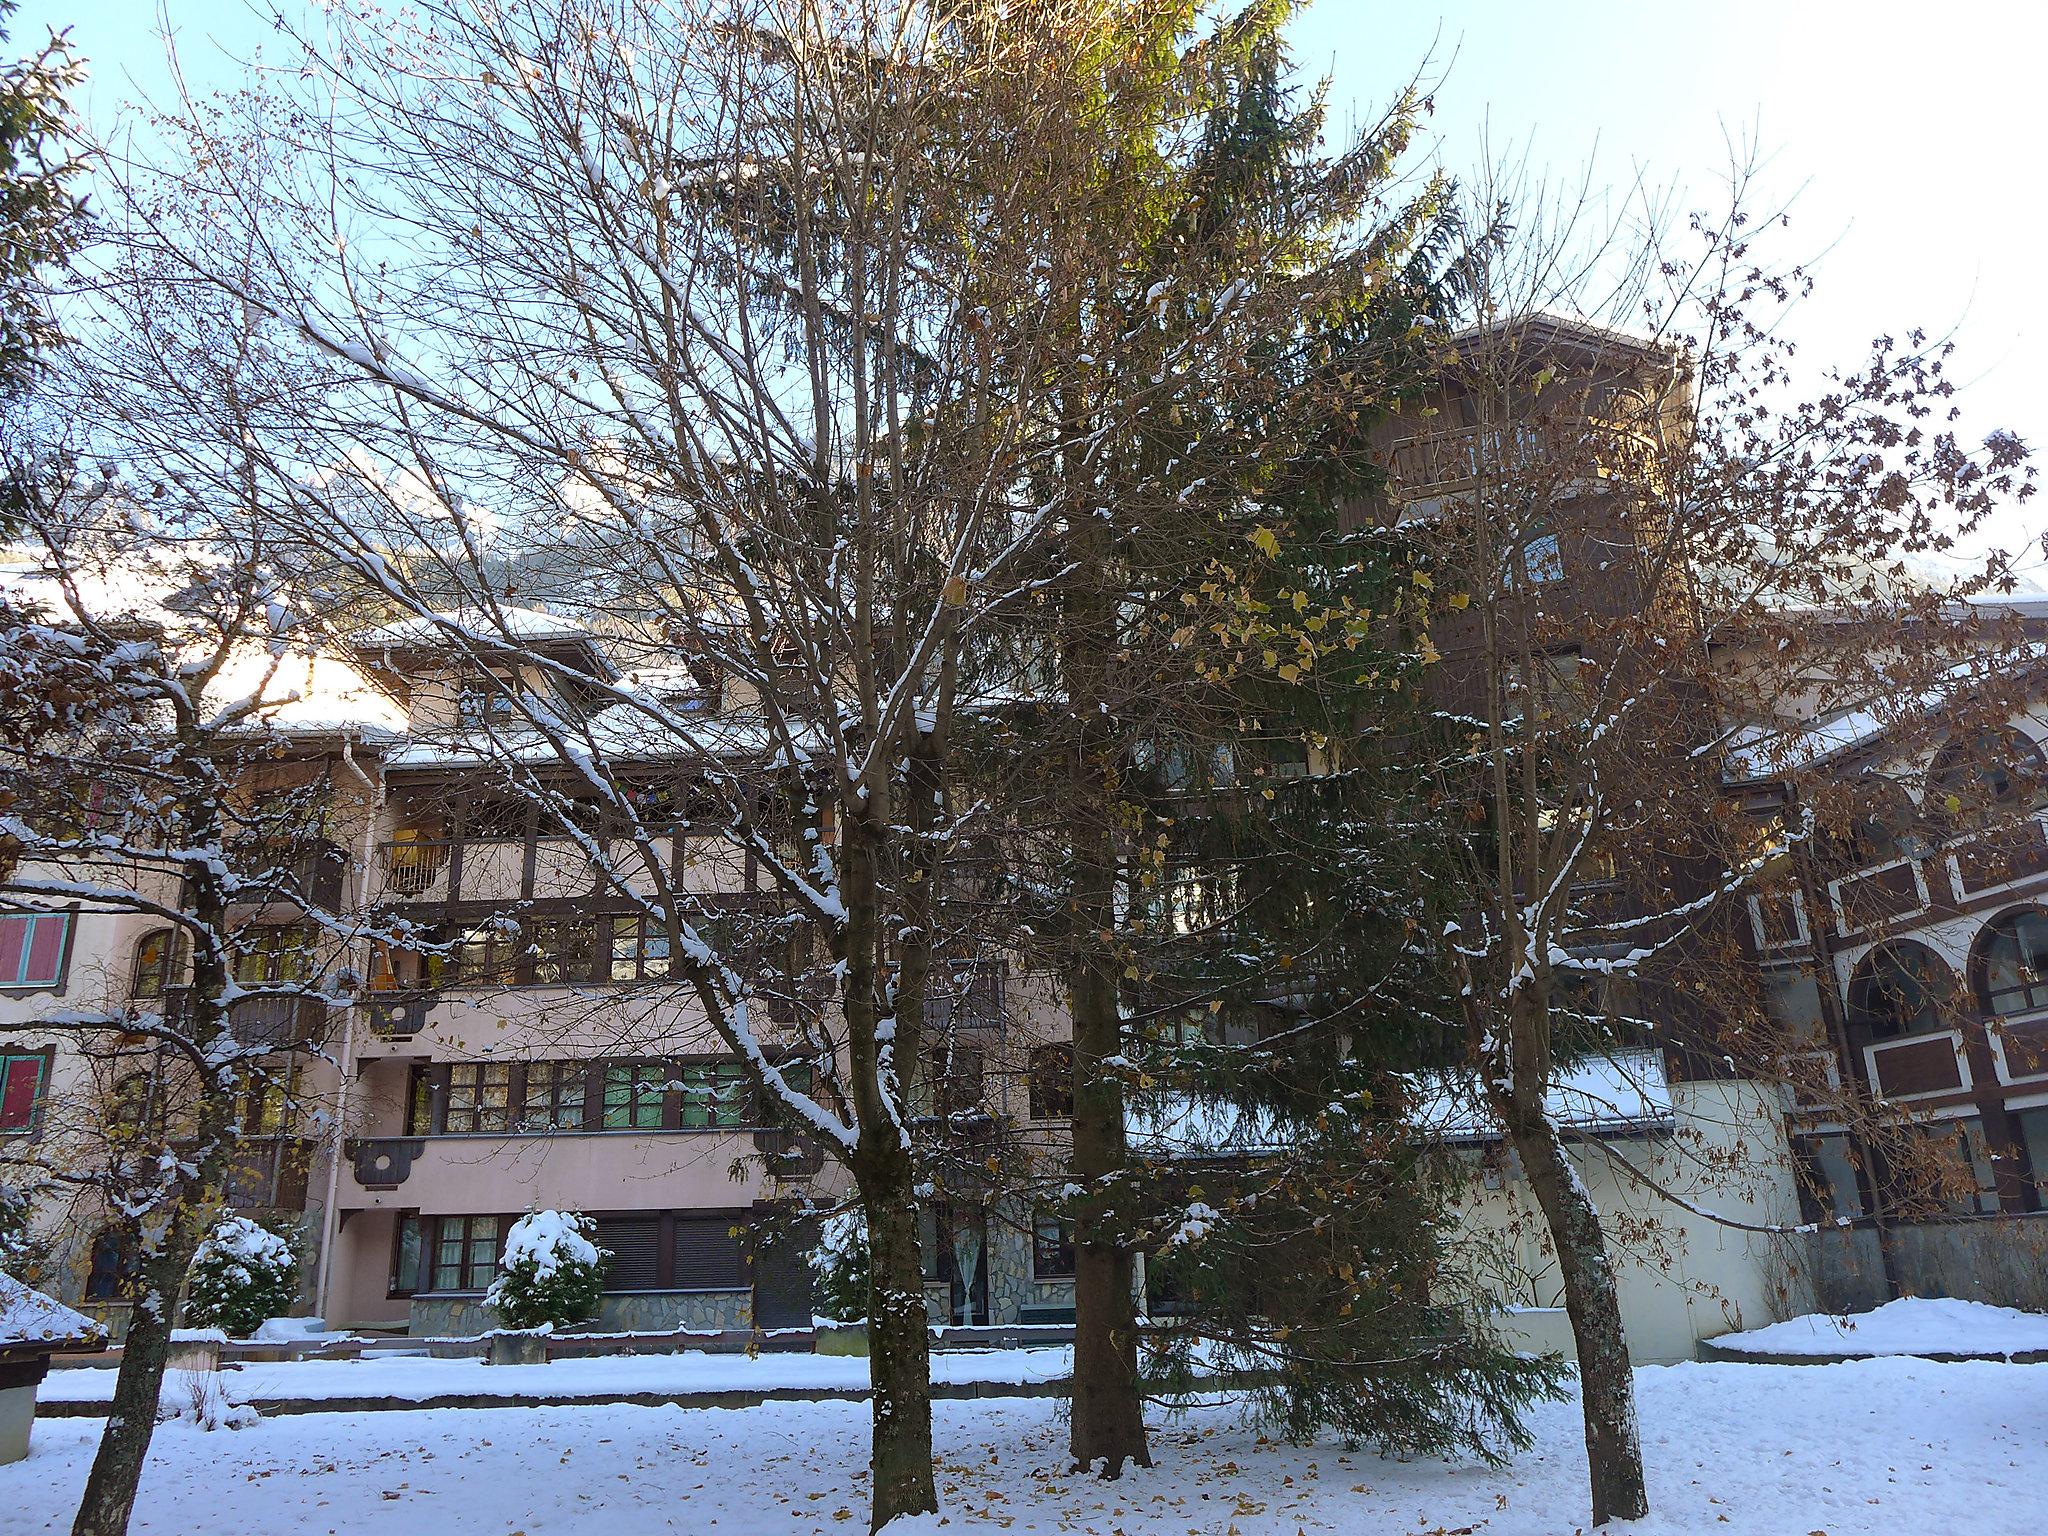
left=10, top=1358, right=2048, bottom=1535
left=40, top=1345, right=1077, bottom=1407
left=1715, top=1296, right=2048, bottom=1359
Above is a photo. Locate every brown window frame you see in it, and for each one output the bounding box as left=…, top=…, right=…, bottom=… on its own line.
left=1027, top=1043, right=1074, bottom=1122
left=426, top=1212, right=509, bottom=1294
left=1030, top=1210, right=1076, bottom=1279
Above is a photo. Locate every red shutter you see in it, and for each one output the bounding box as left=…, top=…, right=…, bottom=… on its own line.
left=0, top=918, right=23, bottom=985
left=0, top=1057, right=41, bottom=1132
left=23, top=915, right=66, bottom=986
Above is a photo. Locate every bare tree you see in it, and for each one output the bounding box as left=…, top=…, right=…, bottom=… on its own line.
left=55, top=1, right=1308, bottom=1524
left=1403, top=164, right=2034, bottom=1526
left=0, top=467, right=392, bottom=1536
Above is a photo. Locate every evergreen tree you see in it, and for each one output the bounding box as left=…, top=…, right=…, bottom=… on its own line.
left=0, top=0, right=82, bottom=394
left=963, top=0, right=1556, bottom=1467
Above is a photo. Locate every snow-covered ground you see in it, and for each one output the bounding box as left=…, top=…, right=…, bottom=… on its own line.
left=9, top=1358, right=2046, bottom=1534
left=1714, top=1297, right=2048, bottom=1359
left=39, top=1346, right=1073, bottom=1407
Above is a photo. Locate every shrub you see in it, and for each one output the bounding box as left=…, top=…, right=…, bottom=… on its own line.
left=184, top=1216, right=299, bottom=1337
left=485, top=1210, right=608, bottom=1330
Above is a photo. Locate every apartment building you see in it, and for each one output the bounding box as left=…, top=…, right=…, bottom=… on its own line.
left=0, top=585, right=1092, bottom=1335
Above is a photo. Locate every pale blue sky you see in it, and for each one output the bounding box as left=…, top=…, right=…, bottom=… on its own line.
left=18, top=0, right=2047, bottom=566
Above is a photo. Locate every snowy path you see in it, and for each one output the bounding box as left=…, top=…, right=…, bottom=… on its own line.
left=7, top=1358, right=2046, bottom=1534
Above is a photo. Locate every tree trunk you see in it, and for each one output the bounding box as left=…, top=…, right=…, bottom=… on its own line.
left=1062, top=507, right=1151, bottom=1477
left=860, top=1146, right=938, bottom=1531
left=70, top=1237, right=195, bottom=1536
left=1507, top=1111, right=1648, bottom=1527
left=1067, top=930, right=1150, bottom=1474
left=837, top=812, right=938, bottom=1533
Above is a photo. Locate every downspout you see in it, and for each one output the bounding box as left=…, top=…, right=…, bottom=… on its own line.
left=314, top=733, right=385, bottom=1324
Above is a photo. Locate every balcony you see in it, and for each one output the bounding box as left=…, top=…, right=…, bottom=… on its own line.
left=1382, top=419, right=1649, bottom=503
left=374, top=834, right=706, bottom=905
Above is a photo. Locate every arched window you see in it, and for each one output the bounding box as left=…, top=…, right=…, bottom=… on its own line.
left=1847, top=942, right=1957, bottom=1041
left=1976, top=908, right=2048, bottom=1017
left=1825, top=774, right=1920, bottom=869
left=130, top=928, right=185, bottom=1001
left=1927, top=726, right=2044, bottom=821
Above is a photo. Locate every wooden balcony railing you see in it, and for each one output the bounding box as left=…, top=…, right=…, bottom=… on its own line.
left=1383, top=419, right=1651, bottom=500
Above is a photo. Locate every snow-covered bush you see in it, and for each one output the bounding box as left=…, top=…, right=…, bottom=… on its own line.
left=159, top=1362, right=260, bottom=1431
left=0, top=1184, right=47, bottom=1286
left=184, top=1216, right=299, bottom=1338
left=485, top=1210, right=608, bottom=1330
left=809, top=1207, right=869, bottom=1323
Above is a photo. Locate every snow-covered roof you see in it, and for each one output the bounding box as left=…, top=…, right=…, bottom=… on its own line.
left=386, top=700, right=792, bottom=771
left=211, top=649, right=411, bottom=741
left=0, top=1270, right=104, bottom=1350
left=1412, top=1049, right=1675, bottom=1144
left=1722, top=644, right=2048, bottom=784
left=1127, top=1049, right=1674, bottom=1159
left=1126, top=1095, right=1290, bottom=1161
left=356, top=606, right=593, bottom=650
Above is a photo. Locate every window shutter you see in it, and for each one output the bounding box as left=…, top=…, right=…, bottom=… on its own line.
left=672, top=1217, right=748, bottom=1290
left=0, top=918, right=25, bottom=985
left=0, top=1057, right=42, bottom=1131
left=23, top=914, right=65, bottom=986
left=596, top=1217, right=661, bottom=1291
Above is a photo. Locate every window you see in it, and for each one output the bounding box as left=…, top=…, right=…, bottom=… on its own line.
left=598, top=1216, right=662, bottom=1291
left=1031, top=1211, right=1076, bottom=1279
left=108, top=1071, right=153, bottom=1134
left=1793, top=1133, right=1868, bottom=1224
left=463, top=794, right=528, bottom=841
left=526, top=919, right=597, bottom=984
left=1028, top=1044, right=1073, bottom=1121
left=444, top=1063, right=513, bottom=1133
left=2019, top=1107, right=2048, bottom=1207
left=456, top=669, right=520, bottom=729
left=1978, top=908, right=2048, bottom=1017
left=84, top=1228, right=136, bottom=1302
left=1915, top=1119, right=2002, bottom=1215
left=232, top=924, right=318, bottom=986
left=130, top=928, right=184, bottom=1000
left=0, top=912, right=70, bottom=990
left=1522, top=531, right=1564, bottom=584
left=1928, top=726, right=2043, bottom=821
left=603, top=1062, right=668, bottom=1129
left=406, top=1066, right=434, bottom=1136
left=676, top=1062, right=747, bottom=1129
left=608, top=916, right=672, bottom=982
left=0, top=1050, right=47, bottom=1134
left=436, top=921, right=521, bottom=988
left=673, top=1217, right=748, bottom=1290
left=923, top=1043, right=985, bottom=1116
left=520, top=1062, right=588, bottom=1131
left=429, top=1214, right=502, bottom=1292
left=390, top=1214, right=425, bottom=1297
left=1847, top=942, right=1956, bottom=1041
left=1761, top=966, right=1825, bottom=1044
